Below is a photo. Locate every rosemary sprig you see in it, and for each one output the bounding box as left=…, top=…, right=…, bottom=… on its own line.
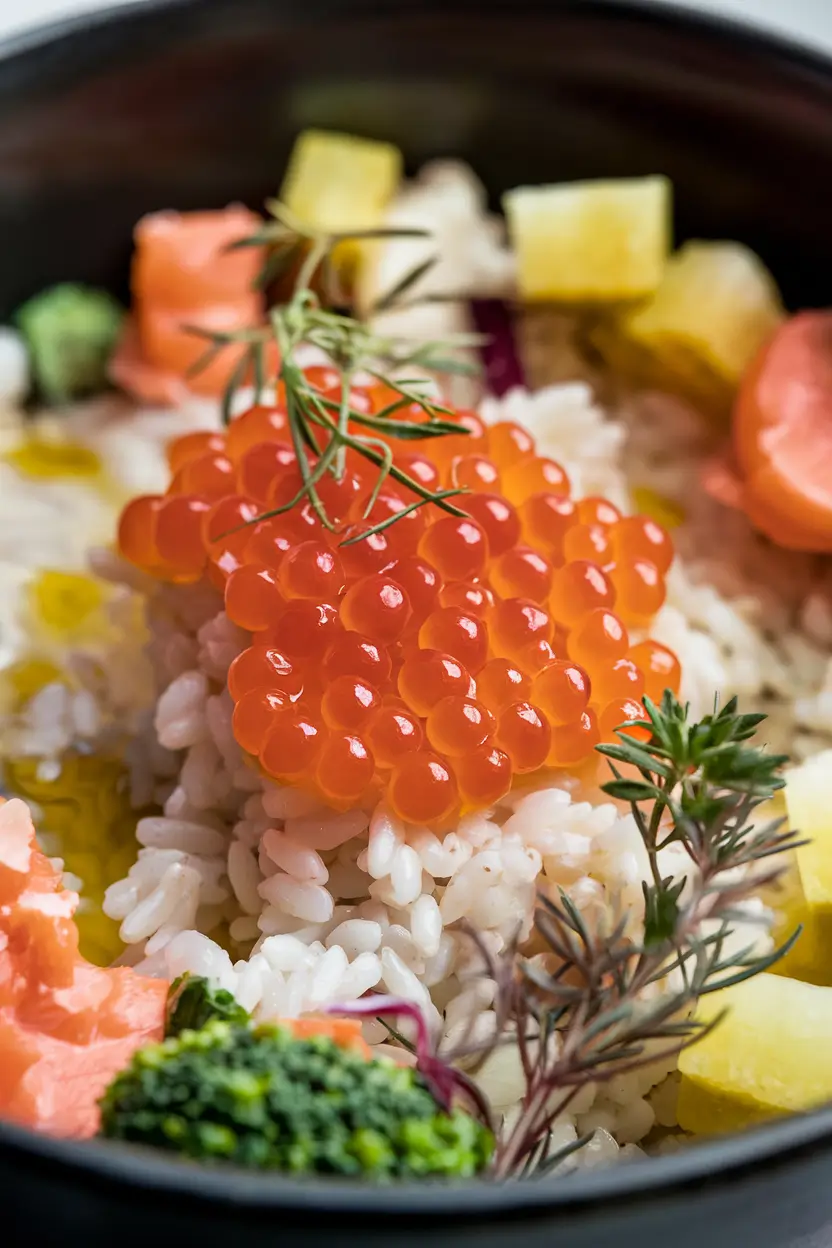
left=333, top=692, right=801, bottom=1180
left=187, top=199, right=484, bottom=543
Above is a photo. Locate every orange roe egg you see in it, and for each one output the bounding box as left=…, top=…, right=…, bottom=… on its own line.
left=490, top=598, right=554, bottom=664
left=167, top=430, right=226, bottom=474
left=339, top=524, right=396, bottom=580
left=316, top=470, right=363, bottom=526
left=244, top=516, right=304, bottom=570
left=463, top=494, right=521, bottom=557
left=321, top=675, right=380, bottom=731
left=356, top=492, right=426, bottom=556
left=388, top=751, right=459, bottom=824
left=419, top=607, right=489, bottom=673
left=439, top=581, right=494, bottom=617
left=495, top=702, right=552, bottom=773
left=577, top=497, right=621, bottom=528
left=455, top=745, right=513, bottom=808
left=547, top=709, right=600, bottom=766
left=628, top=640, right=681, bottom=702
left=449, top=454, right=502, bottom=493
left=567, top=610, right=629, bottom=670
left=173, top=452, right=235, bottom=497
left=317, top=734, right=375, bottom=804
left=154, top=495, right=210, bottom=576
left=598, top=697, right=652, bottom=742
left=225, top=564, right=284, bottom=631
left=117, top=495, right=163, bottom=568
left=392, top=452, right=441, bottom=496
left=260, top=709, right=322, bottom=778
left=562, top=523, right=611, bottom=564
left=303, top=364, right=342, bottom=395
left=227, top=645, right=302, bottom=702
left=487, top=420, right=535, bottom=467
left=236, top=441, right=296, bottom=501
left=533, top=660, right=591, bottom=724
left=202, top=494, right=260, bottom=560
left=430, top=409, right=487, bottom=467
left=502, top=456, right=570, bottom=503
left=322, top=634, right=392, bottom=686
left=426, top=695, right=495, bottom=757
left=608, top=559, right=666, bottom=626
left=232, top=688, right=290, bottom=754
left=277, top=540, right=345, bottom=601
left=418, top=515, right=489, bottom=582
left=366, top=704, right=424, bottom=767
left=490, top=545, right=553, bottom=603
left=391, top=556, right=440, bottom=628
left=225, top=402, right=289, bottom=461
left=550, top=561, right=615, bottom=627
left=476, top=657, right=531, bottom=713
left=520, top=493, right=577, bottom=562
left=589, top=658, right=645, bottom=706
left=340, top=574, right=411, bottom=643
left=398, top=650, right=475, bottom=715
left=270, top=600, right=341, bottom=661
left=609, top=515, right=673, bottom=574
left=518, top=638, right=558, bottom=677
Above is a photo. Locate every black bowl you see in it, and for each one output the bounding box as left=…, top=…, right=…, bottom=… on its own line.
left=3, top=2, right=832, bottom=1245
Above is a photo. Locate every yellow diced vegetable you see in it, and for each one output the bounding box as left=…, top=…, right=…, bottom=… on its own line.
left=503, top=176, right=671, bottom=303
left=280, top=129, right=402, bottom=272
left=677, top=973, right=832, bottom=1135
left=594, top=241, right=783, bottom=418
left=775, top=751, right=832, bottom=985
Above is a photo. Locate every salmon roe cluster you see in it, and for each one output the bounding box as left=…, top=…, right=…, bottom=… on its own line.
left=116, top=372, right=680, bottom=824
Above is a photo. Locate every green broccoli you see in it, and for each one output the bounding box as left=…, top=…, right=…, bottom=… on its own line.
left=16, top=282, right=125, bottom=402
left=166, top=975, right=251, bottom=1037
left=99, top=1020, right=493, bottom=1180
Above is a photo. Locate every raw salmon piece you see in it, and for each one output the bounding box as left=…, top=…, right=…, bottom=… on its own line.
left=284, top=1014, right=370, bottom=1056
left=0, top=797, right=167, bottom=1138
left=133, top=205, right=264, bottom=309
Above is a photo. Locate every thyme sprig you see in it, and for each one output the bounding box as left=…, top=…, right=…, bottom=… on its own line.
left=186, top=200, right=483, bottom=542
left=333, top=692, right=801, bottom=1180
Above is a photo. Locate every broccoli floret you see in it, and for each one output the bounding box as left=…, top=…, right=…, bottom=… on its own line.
left=99, top=1021, right=493, bottom=1180
left=166, top=975, right=251, bottom=1037
left=16, top=282, right=124, bottom=402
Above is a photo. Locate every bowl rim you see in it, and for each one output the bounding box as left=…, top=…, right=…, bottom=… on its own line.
left=2, top=0, right=832, bottom=1216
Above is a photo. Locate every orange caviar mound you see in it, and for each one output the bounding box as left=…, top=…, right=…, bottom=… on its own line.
left=115, top=384, right=680, bottom=823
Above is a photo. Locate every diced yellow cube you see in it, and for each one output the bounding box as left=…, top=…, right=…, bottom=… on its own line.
left=677, top=973, right=832, bottom=1135
left=594, top=241, right=783, bottom=419
left=280, top=129, right=402, bottom=271
left=777, top=751, right=832, bottom=984
left=503, top=176, right=671, bottom=303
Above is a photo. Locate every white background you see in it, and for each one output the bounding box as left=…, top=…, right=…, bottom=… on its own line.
left=3, top=0, right=832, bottom=53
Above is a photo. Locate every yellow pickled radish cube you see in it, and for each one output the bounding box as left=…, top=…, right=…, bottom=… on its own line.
left=677, top=973, right=832, bottom=1135
left=596, top=241, right=784, bottom=418
left=778, top=751, right=832, bottom=983
left=503, top=176, right=671, bottom=303
left=280, top=129, right=403, bottom=271
left=764, top=848, right=825, bottom=985
left=29, top=568, right=104, bottom=637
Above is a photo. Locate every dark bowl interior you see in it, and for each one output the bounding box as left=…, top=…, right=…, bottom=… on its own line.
left=3, top=1, right=832, bottom=1245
